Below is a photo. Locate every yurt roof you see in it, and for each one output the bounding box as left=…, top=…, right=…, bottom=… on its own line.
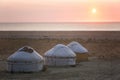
left=7, top=46, right=43, bottom=62
left=67, top=41, right=88, bottom=53
left=44, top=44, right=76, bottom=57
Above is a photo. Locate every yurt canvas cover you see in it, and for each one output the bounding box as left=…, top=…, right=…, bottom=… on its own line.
left=67, top=41, right=89, bottom=62
left=44, top=44, right=76, bottom=66
left=7, top=46, right=44, bottom=72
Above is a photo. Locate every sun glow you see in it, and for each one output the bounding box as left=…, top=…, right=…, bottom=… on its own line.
left=92, top=8, right=96, bottom=14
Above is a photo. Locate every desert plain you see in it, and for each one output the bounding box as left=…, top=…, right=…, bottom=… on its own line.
left=0, top=31, right=120, bottom=80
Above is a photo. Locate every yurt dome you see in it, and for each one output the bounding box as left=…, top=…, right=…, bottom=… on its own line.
left=67, top=41, right=88, bottom=53
left=45, top=44, right=76, bottom=57
left=7, top=46, right=44, bottom=72
left=44, top=44, right=76, bottom=66
left=67, top=41, right=89, bottom=62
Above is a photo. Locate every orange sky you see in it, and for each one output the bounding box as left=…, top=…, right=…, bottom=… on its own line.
left=0, top=0, right=120, bottom=22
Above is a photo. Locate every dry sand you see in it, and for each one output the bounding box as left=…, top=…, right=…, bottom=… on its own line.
left=0, top=38, right=120, bottom=80
left=0, top=38, right=119, bottom=60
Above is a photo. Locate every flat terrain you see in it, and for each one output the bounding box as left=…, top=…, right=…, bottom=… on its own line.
left=0, top=38, right=120, bottom=80
left=0, top=38, right=119, bottom=60
left=0, top=31, right=120, bottom=40
left=1, top=59, right=120, bottom=80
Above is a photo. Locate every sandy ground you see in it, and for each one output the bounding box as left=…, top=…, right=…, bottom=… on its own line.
left=0, top=38, right=120, bottom=60
left=0, top=59, right=120, bottom=80
left=0, top=38, right=120, bottom=80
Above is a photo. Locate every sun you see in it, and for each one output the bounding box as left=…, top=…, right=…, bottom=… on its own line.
left=92, top=8, right=96, bottom=14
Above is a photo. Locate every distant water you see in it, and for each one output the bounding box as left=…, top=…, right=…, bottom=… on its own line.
left=0, top=22, right=120, bottom=31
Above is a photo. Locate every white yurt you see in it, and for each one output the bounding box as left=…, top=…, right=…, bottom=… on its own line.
left=44, top=44, right=76, bottom=66
left=67, top=41, right=89, bottom=63
left=7, top=46, right=44, bottom=72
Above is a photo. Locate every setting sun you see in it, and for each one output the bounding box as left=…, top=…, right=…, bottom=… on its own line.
left=0, top=0, right=120, bottom=22
left=92, top=8, right=97, bottom=14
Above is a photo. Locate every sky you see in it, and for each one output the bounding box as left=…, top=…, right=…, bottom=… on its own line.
left=0, top=0, right=120, bottom=22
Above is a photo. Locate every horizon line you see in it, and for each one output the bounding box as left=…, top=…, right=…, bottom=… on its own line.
left=0, top=21, right=120, bottom=24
